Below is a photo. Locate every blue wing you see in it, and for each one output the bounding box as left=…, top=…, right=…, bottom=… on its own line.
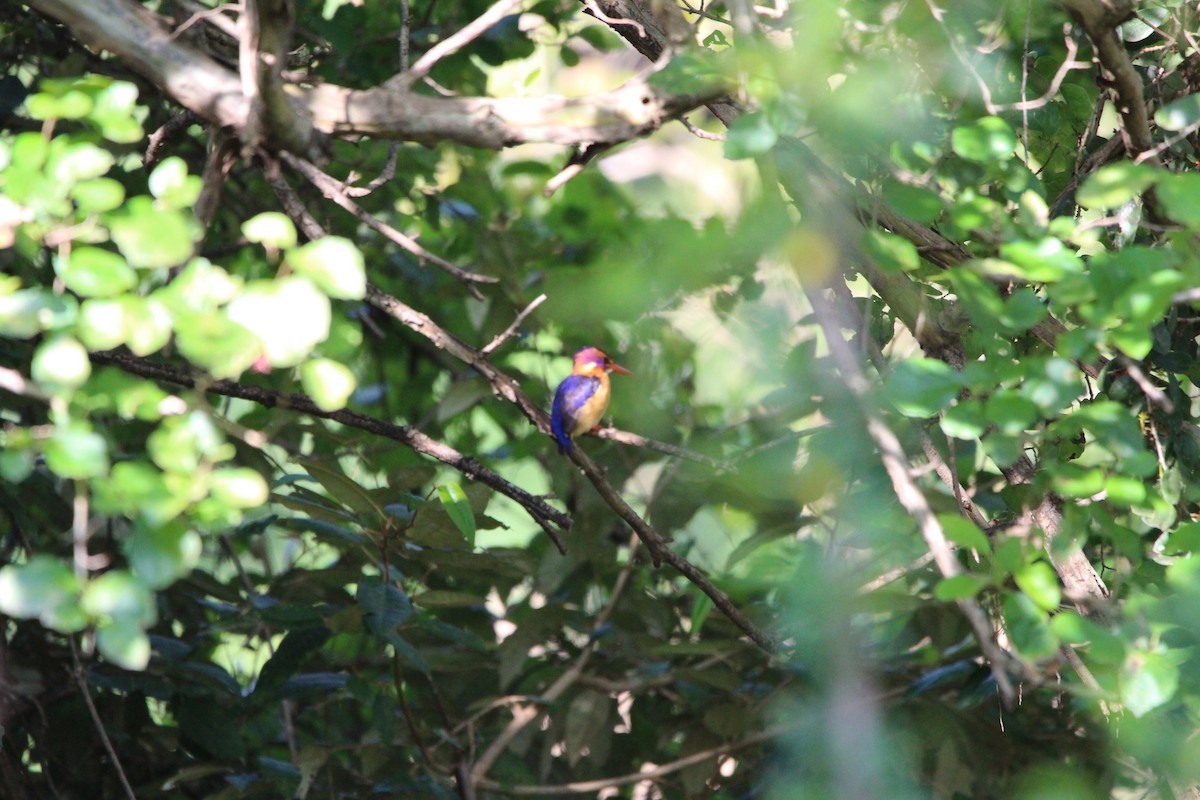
left=551, top=374, right=598, bottom=455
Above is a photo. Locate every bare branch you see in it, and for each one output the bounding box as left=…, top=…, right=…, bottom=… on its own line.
left=70, top=640, right=138, bottom=800
left=27, top=0, right=728, bottom=152
left=475, top=723, right=788, bottom=795
left=1064, top=0, right=1158, bottom=163
left=279, top=151, right=497, bottom=293
left=401, top=0, right=527, bottom=86
left=807, top=285, right=1022, bottom=704
left=89, top=350, right=571, bottom=552
left=481, top=294, right=547, bottom=355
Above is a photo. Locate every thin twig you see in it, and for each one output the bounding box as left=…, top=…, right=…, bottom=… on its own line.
left=592, top=427, right=723, bottom=468
left=70, top=639, right=138, bottom=800
left=1118, top=356, right=1173, bottom=412
left=469, top=539, right=640, bottom=784
left=399, top=0, right=410, bottom=71
left=480, top=294, right=546, bottom=354
left=580, top=0, right=647, bottom=39
left=475, top=723, right=789, bottom=795
left=403, top=0, right=527, bottom=85
left=279, top=151, right=498, bottom=294
left=72, top=481, right=89, bottom=581
left=680, top=115, right=725, bottom=141
left=170, top=0, right=242, bottom=40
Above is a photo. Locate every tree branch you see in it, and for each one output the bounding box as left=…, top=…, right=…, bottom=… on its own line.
left=28, top=0, right=729, bottom=152
left=806, top=285, right=1023, bottom=705
left=88, top=350, right=571, bottom=552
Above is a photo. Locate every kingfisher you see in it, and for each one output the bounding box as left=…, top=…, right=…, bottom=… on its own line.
left=550, top=347, right=631, bottom=455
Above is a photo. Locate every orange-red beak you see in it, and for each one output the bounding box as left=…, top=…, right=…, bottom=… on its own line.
left=608, top=360, right=631, bottom=376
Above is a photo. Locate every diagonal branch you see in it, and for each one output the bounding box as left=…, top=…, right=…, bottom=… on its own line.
left=88, top=350, right=571, bottom=552
left=399, top=0, right=527, bottom=86
left=278, top=151, right=497, bottom=292
left=805, top=285, right=1024, bottom=705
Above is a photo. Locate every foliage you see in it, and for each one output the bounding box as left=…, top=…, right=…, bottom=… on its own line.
left=5, top=0, right=1200, bottom=798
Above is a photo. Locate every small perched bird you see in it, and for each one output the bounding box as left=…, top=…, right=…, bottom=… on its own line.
left=551, top=347, right=631, bottom=455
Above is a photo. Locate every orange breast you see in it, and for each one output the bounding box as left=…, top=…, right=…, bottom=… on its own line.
left=570, top=373, right=611, bottom=435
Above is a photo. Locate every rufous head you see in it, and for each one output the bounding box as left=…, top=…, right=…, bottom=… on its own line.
left=573, top=347, right=631, bottom=376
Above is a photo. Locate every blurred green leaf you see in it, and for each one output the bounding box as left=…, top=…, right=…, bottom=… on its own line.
left=934, top=574, right=987, bottom=601
left=951, top=116, right=1016, bottom=162
left=286, top=237, right=366, bottom=299
left=300, top=358, right=356, bottom=411
left=1076, top=162, right=1158, bottom=209
left=43, top=422, right=109, bottom=478
left=1014, top=561, right=1061, bottom=612
left=1121, top=649, right=1179, bottom=717
left=59, top=247, right=137, bottom=297
left=724, top=112, right=777, bottom=160
left=226, top=277, right=331, bottom=367
left=243, top=212, right=299, bottom=249
left=109, top=196, right=196, bottom=268
left=885, top=358, right=962, bottom=417
left=0, top=556, right=86, bottom=632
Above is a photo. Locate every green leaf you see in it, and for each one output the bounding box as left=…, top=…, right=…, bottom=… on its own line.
left=71, top=177, right=126, bottom=213
left=59, top=247, right=137, bottom=298
left=939, top=514, right=991, bottom=554
left=1156, top=172, right=1200, bottom=229
left=951, top=116, right=1016, bottom=163
left=1155, top=94, right=1200, bottom=131
left=0, top=556, right=86, bottom=632
left=357, top=579, right=414, bottom=641
left=174, top=310, right=261, bottom=378
left=125, top=520, right=202, bottom=589
left=254, top=626, right=332, bottom=698
left=43, top=423, right=109, bottom=479
left=225, top=277, right=331, bottom=368
left=109, top=196, right=196, bottom=269
left=564, top=689, right=611, bottom=768
left=724, top=112, right=777, bottom=160
left=1162, top=521, right=1200, bottom=554
left=863, top=229, right=920, bottom=273
left=933, top=574, right=987, bottom=601
left=243, top=212, right=298, bottom=250
left=96, top=620, right=151, bottom=670
left=50, top=142, right=114, bottom=186
left=998, top=238, right=1083, bottom=282
left=1014, top=561, right=1061, bottom=612
left=885, top=358, right=962, bottom=417
left=81, top=570, right=157, bottom=626
left=984, top=390, right=1038, bottom=434
left=0, top=289, right=78, bottom=338
left=941, top=399, right=987, bottom=439
left=1076, top=162, right=1158, bottom=209
left=77, top=298, right=128, bottom=351
left=1053, top=463, right=1105, bottom=498
left=1003, top=591, right=1058, bottom=659
left=1120, top=649, right=1179, bottom=717
left=1050, top=612, right=1124, bottom=664
left=286, top=237, right=366, bottom=299
left=31, top=335, right=91, bottom=390
left=148, top=156, right=202, bottom=209
left=120, top=296, right=173, bottom=356
left=209, top=467, right=269, bottom=509
left=438, top=483, right=476, bottom=546
left=881, top=180, right=944, bottom=224
left=300, top=358, right=356, bottom=411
